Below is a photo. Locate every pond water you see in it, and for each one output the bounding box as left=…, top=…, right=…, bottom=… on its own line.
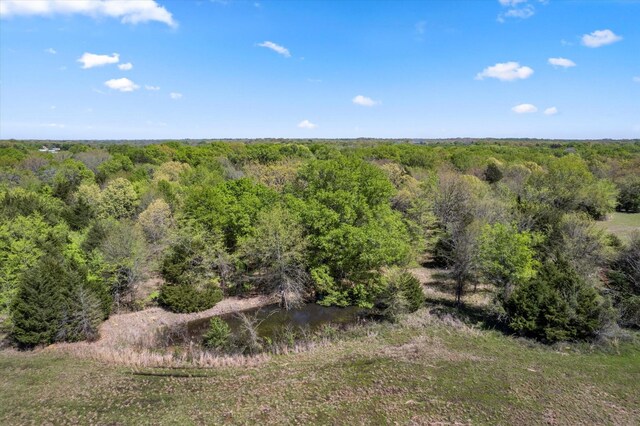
left=186, top=303, right=364, bottom=343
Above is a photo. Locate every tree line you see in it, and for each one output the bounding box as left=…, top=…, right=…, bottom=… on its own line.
left=0, top=140, right=638, bottom=347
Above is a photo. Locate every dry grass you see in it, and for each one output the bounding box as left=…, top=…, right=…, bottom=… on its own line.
left=401, top=308, right=481, bottom=337
left=46, top=295, right=275, bottom=367
left=46, top=266, right=493, bottom=369
left=50, top=343, right=272, bottom=368
left=409, top=266, right=493, bottom=308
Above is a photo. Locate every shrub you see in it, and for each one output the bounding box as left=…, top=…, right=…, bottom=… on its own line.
left=505, top=259, right=607, bottom=342
left=395, top=271, right=425, bottom=312
left=202, top=317, right=231, bottom=350
left=158, top=282, right=222, bottom=313
left=376, top=270, right=425, bottom=321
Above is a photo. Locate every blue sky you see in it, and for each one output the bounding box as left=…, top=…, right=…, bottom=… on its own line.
left=0, top=0, right=638, bottom=139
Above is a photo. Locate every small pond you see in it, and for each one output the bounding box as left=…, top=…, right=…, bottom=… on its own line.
left=185, top=303, right=365, bottom=343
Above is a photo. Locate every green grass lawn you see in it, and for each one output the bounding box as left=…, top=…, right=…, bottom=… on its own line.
left=597, top=212, right=640, bottom=241
left=1, top=310, right=639, bottom=425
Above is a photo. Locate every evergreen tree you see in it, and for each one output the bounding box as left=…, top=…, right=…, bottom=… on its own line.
left=11, top=242, right=107, bottom=347
left=11, top=253, right=66, bottom=348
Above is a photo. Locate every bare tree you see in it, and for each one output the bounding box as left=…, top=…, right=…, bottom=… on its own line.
left=234, top=311, right=273, bottom=354
left=238, top=206, right=310, bottom=310
left=446, top=222, right=480, bottom=305
left=431, top=171, right=483, bottom=305
left=557, top=213, right=607, bottom=282
left=70, top=285, right=103, bottom=341
left=100, top=221, right=145, bottom=311
left=138, top=198, right=173, bottom=244
left=74, top=150, right=111, bottom=174
left=433, top=170, right=475, bottom=227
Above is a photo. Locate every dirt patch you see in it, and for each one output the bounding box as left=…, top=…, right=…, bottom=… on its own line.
left=46, top=295, right=275, bottom=366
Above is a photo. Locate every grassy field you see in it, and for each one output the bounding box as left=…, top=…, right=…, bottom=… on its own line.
left=1, top=309, right=639, bottom=425
left=597, top=212, right=640, bottom=241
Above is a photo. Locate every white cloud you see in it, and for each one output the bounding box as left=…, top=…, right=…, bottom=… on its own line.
left=512, top=103, right=537, bottom=114
left=0, top=0, right=177, bottom=28
left=169, top=92, right=182, bottom=100
left=544, top=106, right=558, bottom=115
left=145, top=85, right=160, bottom=91
left=104, top=78, right=139, bottom=92
left=497, top=0, right=535, bottom=22
left=352, top=95, right=380, bottom=107
left=298, top=120, right=317, bottom=129
left=476, top=62, right=534, bottom=81
left=581, top=29, right=622, bottom=48
left=118, top=62, right=133, bottom=70
left=45, top=47, right=56, bottom=54
left=500, top=5, right=534, bottom=20
left=634, top=76, right=640, bottom=83
left=257, top=41, right=290, bottom=57
left=498, top=0, right=528, bottom=5
left=548, top=57, right=576, bottom=68
left=78, top=52, right=119, bottom=69
left=415, top=20, right=427, bottom=35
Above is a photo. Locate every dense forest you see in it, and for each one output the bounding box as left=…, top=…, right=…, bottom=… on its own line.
left=1, top=140, right=639, bottom=350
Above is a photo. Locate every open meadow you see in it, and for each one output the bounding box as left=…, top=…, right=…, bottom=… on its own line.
left=2, top=308, right=639, bottom=425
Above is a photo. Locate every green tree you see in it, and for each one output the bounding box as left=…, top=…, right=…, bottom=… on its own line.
left=616, top=176, right=640, bottom=213
left=0, top=187, right=65, bottom=225
left=51, top=159, right=94, bottom=202
left=184, top=178, right=278, bottom=249
left=64, top=183, right=102, bottom=230
left=159, top=228, right=226, bottom=313
left=96, top=154, right=134, bottom=182
left=0, top=215, right=67, bottom=320
left=484, top=160, right=504, bottom=184
left=11, top=243, right=105, bottom=347
left=292, top=156, right=412, bottom=307
left=527, top=155, right=617, bottom=219
left=10, top=255, right=66, bottom=347
left=100, top=178, right=139, bottom=219
left=506, top=259, right=607, bottom=342
left=478, top=223, right=541, bottom=301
